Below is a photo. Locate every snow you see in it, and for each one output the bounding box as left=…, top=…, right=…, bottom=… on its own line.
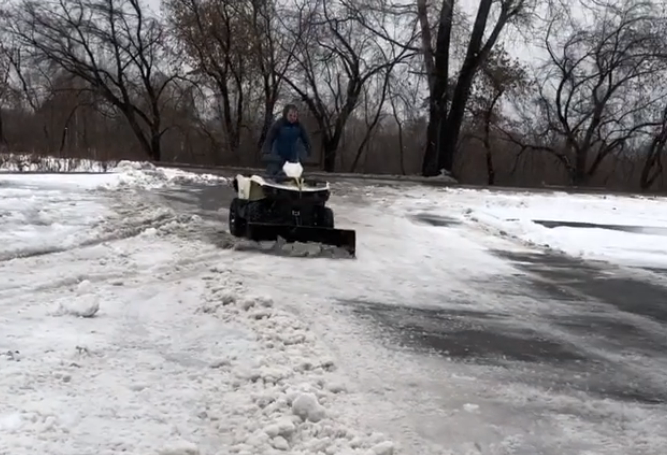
left=388, top=186, right=667, bottom=268
left=219, top=183, right=667, bottom=455
left=0, top=160, right=226, bottom=260
left=0, top=165, right=397, bottom=455
left=0, top=153, right=112, bottom=172
left=109, top=161, right=226, bottom=189
left=3, top=159, right=667, bottom=455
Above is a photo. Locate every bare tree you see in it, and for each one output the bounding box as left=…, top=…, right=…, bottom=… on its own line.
left=468, top=48, right=528, bottom=184
left=418, top=0, right=533, bottom=177
left=247, top=0, right=299, bottom=148
left=1, top=44, right=60, bottom=149
left=3, top=0, right=178, bottom=161
left=166, top=0, right=253, bottom=160
left=639, top=103, right=667, bottom=189
left=0, top=44, right=10, bottom=147
left=535, top=0, right=667, bottom=184
left=277, top=0, right=418, bottom=172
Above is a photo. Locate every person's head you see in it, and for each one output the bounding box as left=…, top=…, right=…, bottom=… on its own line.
left=283, top=104, right=298, bottom=123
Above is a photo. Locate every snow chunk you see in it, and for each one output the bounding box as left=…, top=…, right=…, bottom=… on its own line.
left=157, top=440, right=200, bottom=455
left=271, top=436, right=290, bottom=450
left=463, top=403, right=480, bottom=413
left=366, top=441, right=395, bottom=455
left=292, top=392, right=326, bottom=422
left=263, top=417, right=296, bottom=438
left=233, top=238, right=353, bottom=259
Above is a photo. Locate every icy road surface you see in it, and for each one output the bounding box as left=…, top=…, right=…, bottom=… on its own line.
left=1, top=163, right=667, bottom=455
left=159, top=179, right=667, bottom=454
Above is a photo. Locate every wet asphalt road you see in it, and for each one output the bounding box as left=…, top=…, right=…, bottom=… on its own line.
left=158, top=182, right=667, bottom=408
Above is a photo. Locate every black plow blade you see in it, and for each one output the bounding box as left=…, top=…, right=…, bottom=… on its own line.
left=246, top=222, right=356, bottom=256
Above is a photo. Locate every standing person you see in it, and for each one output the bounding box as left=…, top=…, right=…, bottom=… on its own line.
left=262, top=104, right=312, bottom=177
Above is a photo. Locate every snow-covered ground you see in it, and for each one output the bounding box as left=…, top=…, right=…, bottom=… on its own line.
left=0, top=162, right=222, bottom=260
left=2, top=161, right=667, bottom=455
left=0, top=165, right=396, bottom=455
left=222, top=185, right=667, bottom=455
left=386, top=186, right=667, bottom=268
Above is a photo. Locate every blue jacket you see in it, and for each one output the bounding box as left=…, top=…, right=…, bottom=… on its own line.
left=262, top=118, right=312, bottom=162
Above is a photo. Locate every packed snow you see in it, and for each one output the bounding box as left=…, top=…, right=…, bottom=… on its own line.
left=383, top=186, right=667, bottom=268
left=0, top=165, right=397, bottom=455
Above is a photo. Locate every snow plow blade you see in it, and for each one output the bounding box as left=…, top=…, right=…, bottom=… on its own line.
left=246, top=222, right=356, bottom=256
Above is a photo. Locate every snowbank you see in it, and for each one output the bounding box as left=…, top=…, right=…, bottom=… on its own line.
left=392, top=186, right=667, bottom=267
left=107, top=160, right=227, bottom=189
left=0, top=240, right=397, bottom=455
left=0, top=153, right=113, bottom=172
left=0, top=153, right=228, bottom=189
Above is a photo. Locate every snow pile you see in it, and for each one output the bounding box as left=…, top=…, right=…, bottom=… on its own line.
left=198, top=267, right=395, bottom=454
left=0, top=153, right=114, bottom=172
left=232, top=237, right=353, bottom=258
left=0, top=238, right=396, bottom=454
left=392, top=186, right=667, bottom=267
left=107, top=160, right=227, bottom=189
left=0, top=154, right=227, bottom=190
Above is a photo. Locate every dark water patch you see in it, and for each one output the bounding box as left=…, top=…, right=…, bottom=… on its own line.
left=411, top=212, right=462, bottom=227
left=494, top=250, right=667, bottom=323
left=339, top=299, right=585, bottom=363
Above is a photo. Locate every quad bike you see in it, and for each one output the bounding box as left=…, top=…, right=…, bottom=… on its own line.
left=228, top=161, right=356, bottom=256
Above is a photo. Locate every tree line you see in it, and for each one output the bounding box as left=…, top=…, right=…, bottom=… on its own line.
left=0, top=0, right=666, bottom=191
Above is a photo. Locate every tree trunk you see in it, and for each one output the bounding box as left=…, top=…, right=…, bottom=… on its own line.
left=573, top=149, right=588, bottom=185
left=420, top=0, right=454, bottom=177
left=150, top=133, right=161, bottom=161
left=437, top=0, right=495, bottom=174
left=0, top=111, right=6, bottom=147
left=322, top=141, right=336, bottom=172
left=639, top=140, right=665, bottom=190
left=422, top=100, right=446, bottom=176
